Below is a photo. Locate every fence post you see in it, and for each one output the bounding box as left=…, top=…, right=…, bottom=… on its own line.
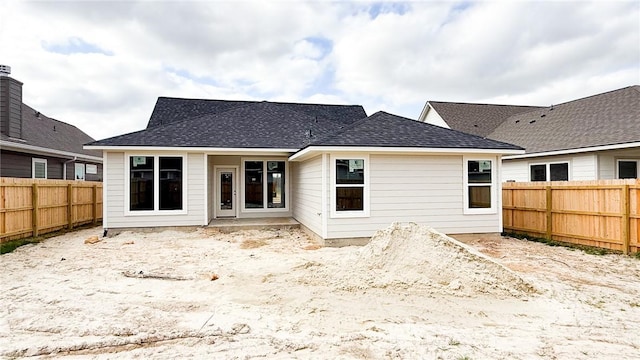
left=32, top=183, right=39, bottom=237
left=92, top=184, right=98, bottom=225
left=622, top=185, right=630, bottom=255
left=67, top=183, right=73, bottom=230
left=546, top=186, right=552, bottom=240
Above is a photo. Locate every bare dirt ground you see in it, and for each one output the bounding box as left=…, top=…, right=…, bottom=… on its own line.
left=1, top=223, right=639, bottom=360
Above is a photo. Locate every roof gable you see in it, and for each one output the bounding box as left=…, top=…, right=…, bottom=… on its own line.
left=427, top=101, right=543, bottom=137
left=309, top=111, right=523, bottom=150
left=90, top=101, right=367, bottom=149
left=488, top=86, right=640, bottom=154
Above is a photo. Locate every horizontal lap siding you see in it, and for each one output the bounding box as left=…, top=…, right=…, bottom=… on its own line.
left=105, top=152, right=205, bottom=228
left=292, top=155, right=322, bottom=236
left=326, top=154, right=501, bottom=239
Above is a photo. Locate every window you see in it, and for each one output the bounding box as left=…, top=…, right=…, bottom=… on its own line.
left=75, top=163, right=85, bottom=180
left=530, top=162, right=569, bottom=181
left=32, top=158, right=47, bottom=179
left=243, top=160, right=287, bottom=210
left=336, top=159, right=364, bottom=211
left=466, top=160, right=492, bottom=209
left=128, top=155, right=184, bottom=213
left=331, top=155, right=369, bottom=218
left=618, top=160, right=639, bottom=179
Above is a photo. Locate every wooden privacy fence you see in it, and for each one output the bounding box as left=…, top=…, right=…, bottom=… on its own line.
left=0, top=177, right=103, bottom=242
left=502, top=179, right=640, bottom=254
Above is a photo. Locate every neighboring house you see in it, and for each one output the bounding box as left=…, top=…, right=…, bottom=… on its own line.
left=0, top=66, right=102, bottom=181
left=86, top=97, right=523, bottom=244
left=419, top=86, right=640, bottom=182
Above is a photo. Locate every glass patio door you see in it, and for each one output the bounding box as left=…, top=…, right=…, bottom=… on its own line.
left=216, top=168, right=236, bottom=217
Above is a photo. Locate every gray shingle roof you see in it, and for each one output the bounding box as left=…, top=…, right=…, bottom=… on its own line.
left=1, top=103, right=101, bottom=158
left=89, top=101, right=367, bottom=149
left=488, top=86, right=640, bottom=154
left=147, top=97, right=367, bottom=128
left=428, top=101, right=543, bottom=137
left=308, top=111, right=523, bottom=150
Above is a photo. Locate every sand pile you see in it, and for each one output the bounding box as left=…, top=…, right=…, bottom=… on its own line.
left=335, top=222, right=536, bottom=297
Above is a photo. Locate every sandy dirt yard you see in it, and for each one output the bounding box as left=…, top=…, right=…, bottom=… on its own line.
left=1, top=223, right=639, bottom=360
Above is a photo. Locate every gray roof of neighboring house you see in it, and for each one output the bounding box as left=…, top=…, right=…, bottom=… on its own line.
left=147, top=97, right=367, bottom=128
left=308, top=111, right=523, bottom=150
left=487, top=85, right=640, bottom=154
left=1, top=103, right=101, bottom=158
left=428, top=101, right=543, bottom=137
left=89, top=101, right=368, bottom=149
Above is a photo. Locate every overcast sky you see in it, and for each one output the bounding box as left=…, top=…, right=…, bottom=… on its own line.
left=2, top=1, right=639, bottom=141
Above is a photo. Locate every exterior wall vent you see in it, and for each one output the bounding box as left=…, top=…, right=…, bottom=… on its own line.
left=0, top=65, right=11, bottom=77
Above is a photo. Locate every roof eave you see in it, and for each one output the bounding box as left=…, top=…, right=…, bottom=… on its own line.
left=289, top=146, right=525, bottom=162
left=2, top=140, right=103, bottom=162
left=85, top=144, right=299, bottom=155
left=503, top=141, right=640, bottom=160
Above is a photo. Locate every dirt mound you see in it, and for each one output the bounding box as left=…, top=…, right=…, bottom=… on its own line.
left=341, top=223, right=536, bottom=297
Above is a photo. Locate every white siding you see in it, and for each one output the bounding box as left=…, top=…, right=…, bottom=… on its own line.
left=502, top=154, right=597, bottom=181
left=422, top=108, right=449, bottom=128
left=291, top=155, right=323, bottom=236
left=326, top=154, right=502, bottom=239
left=105, top=152, right=206, bottom=228
left=598, top=148, right=640, bottom=179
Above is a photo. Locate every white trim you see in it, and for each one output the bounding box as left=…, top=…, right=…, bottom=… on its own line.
left=74, top=163, right=86, bottom=181
left=330, top=153, right=370, bottom=219
left=504, top=142, right=640, bottom=160
left=615, top=158, right=640, bottom=179
left=497, top=156, right=503, bottom=231
left=32, top=158, right=47, bottom=179
left=124, top=153, right=188, bottom=216
left=240, top=158, right=290, bottom=213
left=203, top=154, right=209, bottom=225
left=462, top=156, right=498, bottom=215
left=290, top=146, right=523, bottom=161
left=528, top=161, right=570, bottom=181
left=213, top=166, right=239, bottom=218
left=321, top=153, right=328, bottom=239
left=102, top=151, right=108, bottom=228
left=85, top=145, right=297, bottom=154
left=2, top=140, right=103, bottom=162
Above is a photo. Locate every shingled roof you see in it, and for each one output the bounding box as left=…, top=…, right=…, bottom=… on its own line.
left=308, top=111, right=523, bottom=150
left=426, top=101, right=542, bottom=137
left=147, top=97, right=367, bottom=129
left=89, top=100, right=367, bottom=149
left=1, top=103, right=101, bottom=158
left=488, top=86, right=640, bottom=154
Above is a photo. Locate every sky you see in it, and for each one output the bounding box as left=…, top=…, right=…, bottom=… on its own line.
left=1, top=0, right=639, bottom=141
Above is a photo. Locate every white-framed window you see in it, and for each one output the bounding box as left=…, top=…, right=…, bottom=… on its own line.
left=330, top=154, right=369, bottom=218
left=617, top=159, right=639, bottom=179
left=125, top=154, right=186, bottom=215
left=75, top=163, right=86, bottom=180
left=241, top=159, right=288, bottom=212
left=32, top=158, right=47, bottom=179
left=463, top=157, right=497, bottom=214
left=86, top=164, right=98, bottom=175
left=530, top=162, right=569, bottom=181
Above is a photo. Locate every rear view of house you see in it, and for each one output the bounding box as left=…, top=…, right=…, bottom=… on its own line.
left=86, top=97, right=523, bottom=244
left=0, top=65, right=103, bottom=181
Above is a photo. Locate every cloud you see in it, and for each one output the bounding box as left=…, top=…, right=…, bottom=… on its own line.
left=0, top=0, right=637, bottom=140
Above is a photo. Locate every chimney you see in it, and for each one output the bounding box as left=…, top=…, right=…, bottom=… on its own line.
left=0, top=65, right=24, bottom=139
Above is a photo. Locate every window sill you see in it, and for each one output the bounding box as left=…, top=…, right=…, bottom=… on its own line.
left=125, top=210, right=188, bottom=216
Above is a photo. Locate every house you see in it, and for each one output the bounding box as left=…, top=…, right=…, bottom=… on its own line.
left=0, top=66, right=103, bottom=181
left=85, top=97, right=523, bottom=244
left=419, top=86, right=640, bottom=181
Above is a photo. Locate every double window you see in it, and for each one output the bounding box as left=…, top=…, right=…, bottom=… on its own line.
left=617, top=160, right=639, bottom=179
left=331, top=155, right=369, bottom=218
left=530, top=162, right=569, bottom=181
left=128, top=155, right=184, bottom=213
left=243, top=160, right=286, bottom=210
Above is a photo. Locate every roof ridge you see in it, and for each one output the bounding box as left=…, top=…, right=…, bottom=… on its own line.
left=156, top=96, right=361, bottom=108
left=548, top=85, right=640, bottom=107
left=429, top=100, right=543, bottom=108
